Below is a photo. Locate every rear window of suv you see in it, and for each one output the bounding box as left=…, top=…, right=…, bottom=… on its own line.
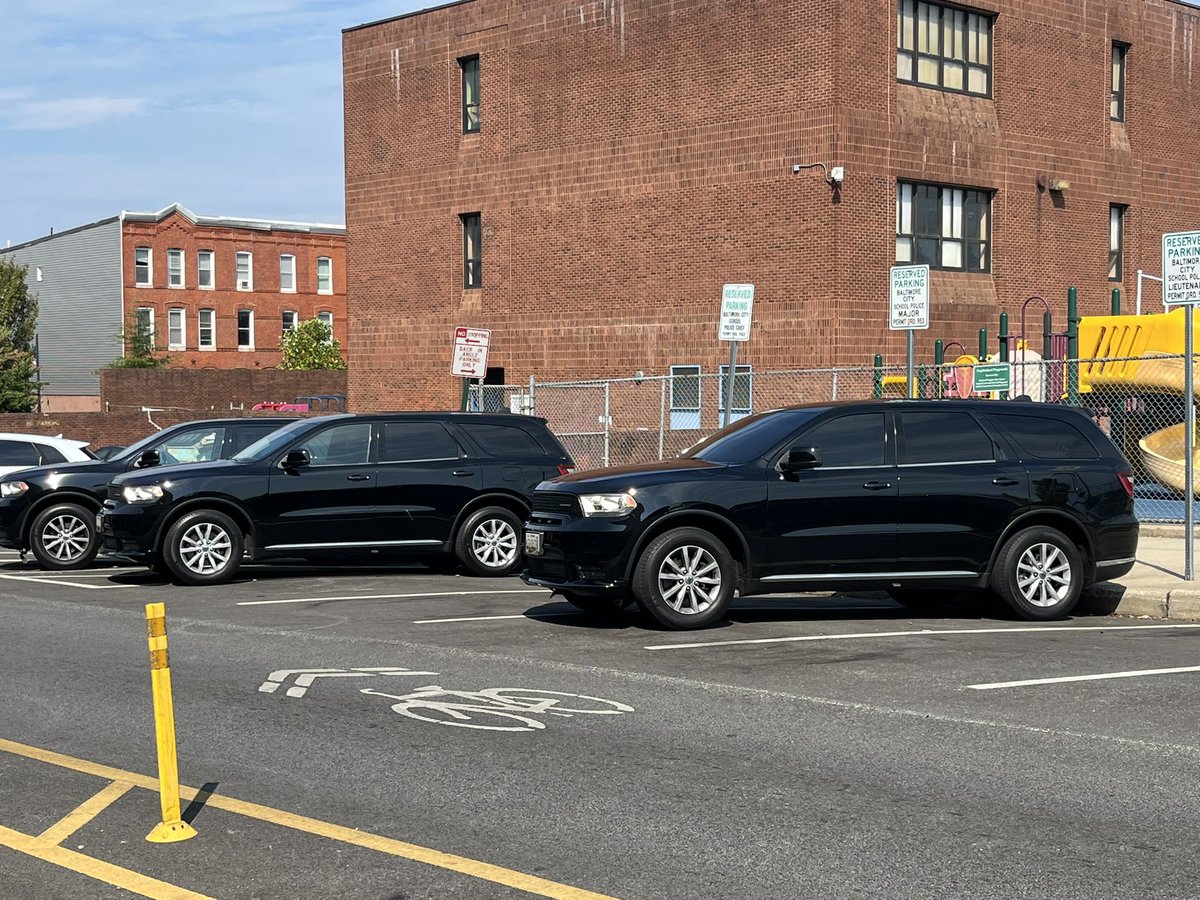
left=989, top=413, right=1100, bottom=459
left=465, top=423, right=551, bottom=457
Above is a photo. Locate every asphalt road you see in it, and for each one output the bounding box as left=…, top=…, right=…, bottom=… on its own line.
left=1, top=552, right=1199, bottom=899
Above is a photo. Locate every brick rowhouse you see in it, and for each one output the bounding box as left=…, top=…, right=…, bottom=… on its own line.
left=342, top=0, right=1200, bottom=411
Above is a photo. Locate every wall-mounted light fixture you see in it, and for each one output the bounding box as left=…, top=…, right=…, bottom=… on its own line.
left=792, top=162, right=844, bottom=196
left=1049, top=178, right=1070, bottom=192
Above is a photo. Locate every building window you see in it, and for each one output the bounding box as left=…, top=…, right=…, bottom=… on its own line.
left=459, top=55, right=480, bottom=133
left=35, top=267, right=42, bottom=282
left=1109, top=204, right=1125, bottom=281
left=316, top=256, right=332, bottom=294
left=1111, top=42, right=1128, bottom=121
left=135, top=248, right=152, bottom=286
left=166, top=249, right=184, bottom=288
left=237, top=309, right=254, bottom=350
left=896, top=181, right=991, bottom=272
left=236, top=252, right=253, bottom=291
left=167, top=308, right=185, bottom=350
left=718, top=364, right=753, bottom=424
left=461, top=213, right=482, bottom=288
left=198, top=308, right=215, bottom=350
left=197, top=250, right=214, bottom=289
left=134, top=307, right=154, bottom=342
left=279, top=254, right=296, bottom=293
left=669, top=365, right=701, bottom=430
left=281, top=310, right=298, bottom=333
left=317, top=311, right=334, bottom=342
left=897, top=1, right=992, bottom=97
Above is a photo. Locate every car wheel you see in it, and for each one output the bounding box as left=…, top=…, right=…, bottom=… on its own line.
left=992, top=525, right=1083, bottom=620
left=163, top=510, right=243, bottom=586
left=455, top=507, right=523, bottom=577
left=30, top=503, right=98, bottom=570
left=632, top=527, right=734, bottom=630
left=560, top=593, right=627, bottom=617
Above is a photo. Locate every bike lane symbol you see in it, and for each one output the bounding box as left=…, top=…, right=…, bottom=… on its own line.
left=361, top=686, right=635, bottom=733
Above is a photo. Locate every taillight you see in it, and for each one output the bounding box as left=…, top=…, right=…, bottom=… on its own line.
left=557, top=464, right=575, bottom=476
left=1118, top=471, right=1134, bottom=498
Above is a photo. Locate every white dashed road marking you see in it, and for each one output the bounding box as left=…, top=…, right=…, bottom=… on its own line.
left=414, top=612, right=577, bottom=624
left=0, top=573, right=132, bottom=590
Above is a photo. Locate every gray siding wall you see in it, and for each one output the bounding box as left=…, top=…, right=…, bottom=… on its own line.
left=0, top=220, right=123, bottom=396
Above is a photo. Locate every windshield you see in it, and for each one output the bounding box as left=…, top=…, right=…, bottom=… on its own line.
left=232, top=417, right=328, bottom=462
left=682, top=408, right=826, bottom=464
left=112, top=426, right=186, bottom=463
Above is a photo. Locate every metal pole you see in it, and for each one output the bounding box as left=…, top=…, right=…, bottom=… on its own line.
left=528, top=374, right=536, bottom=416
left=831, top=370, right=839, bottom=402
left=1111, top=288, right=1121, bottom=316
left=1137, top=270, right=1143, bottom=316
left=873, top=354, right=884, bottom=399
left=1187, top=304, right=1195, bottom=580
left=906, top=330, right=915, bottom=398
left=603, top=381, right=611, bottom=467
left=1067, top=287, right=1080, bottom=407
left=658, top=376, right=666, bottom=461
left=723, top=342, right=738, bottom=428
left=934, top=340, right=944, bottom=400
left=999, top=312, right=1009, bottom=400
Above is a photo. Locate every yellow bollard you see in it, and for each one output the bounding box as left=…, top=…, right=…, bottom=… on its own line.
left=144, top=602, right=198, bottom=844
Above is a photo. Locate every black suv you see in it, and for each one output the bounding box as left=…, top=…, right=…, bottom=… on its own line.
left=0, top=417, right=296, bottom=570
left=99, top=412, right=574, bottom=585
left=523, top=400, right=1139, bottom=629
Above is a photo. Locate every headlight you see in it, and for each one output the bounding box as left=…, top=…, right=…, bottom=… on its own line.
left=122, top=484, right=164, bottom=504
left=0, top=481, right=28, bottom=498
left=577, top=492, right=638, bottom=517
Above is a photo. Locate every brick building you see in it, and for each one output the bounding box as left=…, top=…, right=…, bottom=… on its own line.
left=1, top=204, right=346, bottom=411
left=343, top=0, right=1200, bottom=412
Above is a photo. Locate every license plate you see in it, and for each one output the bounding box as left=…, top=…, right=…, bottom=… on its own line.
left=524, top=531, right=543, bottom=556
left=95, top=513, right=103, bottom=530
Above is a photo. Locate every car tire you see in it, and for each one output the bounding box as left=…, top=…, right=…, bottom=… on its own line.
left=561, top=593, right=628, bottom=617
left=162, top=509, right=244, bottom=586
left=455, top=507, right=523, bottom=577
left=29, top=503, right=99, bottom=570
left=992, top=525, right=1083, bottom=620
left=632, top=527, right=735, bottom=630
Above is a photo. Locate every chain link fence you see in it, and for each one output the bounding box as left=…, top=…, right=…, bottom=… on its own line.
left=472, top=354, right=1197, bottom=523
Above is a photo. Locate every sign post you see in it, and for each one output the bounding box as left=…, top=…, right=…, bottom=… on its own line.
left=718, top=284, right=754, bottom=428
left=889, top=265, right=930, bottom=397
left=1163, top=231, right=1200, bottom=579
left=451, top=327, right=491, bottom=411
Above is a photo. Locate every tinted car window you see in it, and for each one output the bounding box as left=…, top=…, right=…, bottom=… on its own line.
left=991, top=414, right=1100, bottom=460
left=298, top=422, right=373, bottom=466
left=900, top=411, right=995, bottom=464
left=684, top=409, right=825, bottom=464
left=234, top=418, right=321, bottom=461
left=160, top=427, right=225, bottom=464
left=0, top=441, right=41, bottom=466
left=37, top=444, right=68, bottom=464
left=798, top=412, right=886, bottom=467
left=231, top=424, right=284, bottom=455
left=466, top=423, right=547, bottom=457
left=381, top=422, right=462, bottom=463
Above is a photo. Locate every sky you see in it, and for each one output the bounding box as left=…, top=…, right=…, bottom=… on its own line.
left=0, top=0, right=435, bottom=247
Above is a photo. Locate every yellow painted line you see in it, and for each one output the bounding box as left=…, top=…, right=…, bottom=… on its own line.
left=0, top=823, right=212, bottom=900
left=37, top=780, right=134, bottom=845
left=0, top=738, right=618, bottom=900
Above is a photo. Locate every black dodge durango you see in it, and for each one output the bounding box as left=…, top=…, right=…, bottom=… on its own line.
left=522, top=400, right=1139, bottom=629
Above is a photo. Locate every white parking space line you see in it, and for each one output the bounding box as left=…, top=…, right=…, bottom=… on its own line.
left=968, top=665, right=1200, bottom=690
left=237, top=588, right=551, bottom=607
left=644, top=622, right=1200, bottom=651
left=1, top=569, right=145, bottom=579
left=414, top=612, right=577, bottom=624
left=0, top=573, right=132, bottom=590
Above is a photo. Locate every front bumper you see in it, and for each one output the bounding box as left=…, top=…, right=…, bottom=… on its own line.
left=98, top=500, right=164, bottom=562
left=0, top=496, right=32, bottom=549
left=521, top=514, right=639, bottom=598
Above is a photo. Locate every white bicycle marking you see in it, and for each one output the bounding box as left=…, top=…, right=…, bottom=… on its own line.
left=361, top=685, right=635, bottom=732
left=258, top=666, right=437, bottom=698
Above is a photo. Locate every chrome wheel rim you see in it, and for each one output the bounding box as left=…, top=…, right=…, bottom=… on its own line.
left=472, top=518, right=518, bottom=569
left=1016, top=542, right=1072, bottom=607
left=657, top=544, right=721, bottom=615
left=178, top=521, right=233, bottom=575
left=42, top=514, right=91, bottom=561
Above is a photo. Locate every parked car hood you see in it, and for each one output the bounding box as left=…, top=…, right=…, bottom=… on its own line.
left=1, top=458, right=106, bottom=482
left=116, top=458, right=243, bottom=486
left=545, top=457, right=725, bottom=490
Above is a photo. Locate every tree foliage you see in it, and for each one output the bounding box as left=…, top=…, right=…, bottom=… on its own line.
left=0, top=259, right=41, bottom=412
left=279, top=318, right=345, bottom=370
left=107, top=313, right=171, bottom=369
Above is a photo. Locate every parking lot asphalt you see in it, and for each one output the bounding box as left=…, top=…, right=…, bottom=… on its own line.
left=2, top=549, right=1200, bottom=899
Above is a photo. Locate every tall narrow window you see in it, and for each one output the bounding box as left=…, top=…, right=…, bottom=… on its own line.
left=1111, top=42, right=1128, bottom=121
left=317, top=311, right=334, bottom=342
left=197, top=250, right=214, bottom=289
left=167, top=249, right=184, bottom=288
left=279, top=254, right=296, bottom=292
left=459, top=55, right=480, bottom=133
left=167, top=308, right=185, bottom=350
left=896, top=181, right=991, bottom=272
left=897, top=1, right=992, bottom=97
left=198, top=308, right=215, bottom=350
left=135, top=248, right=152, bottom=286
left=134, top=307, right=154, bottom=342
left=669, top=365, right=702, bottom=430
left=461, top=213, right=482, bottom=288
left=281, top=310, right=298, bottom=333
left=1109, top=204, right=1125, bottom=281
left=237, top=309, right=254, bottom=350
left=236, top=251, right=253, bottom=291
left=316, top=257, right=332, bottom=294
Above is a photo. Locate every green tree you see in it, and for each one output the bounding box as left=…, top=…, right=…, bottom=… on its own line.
left=280, top=317, right=345, bottom=370
left=107, top=311, right=170, bottom=369
left=0, top=259, right=41, bottom=412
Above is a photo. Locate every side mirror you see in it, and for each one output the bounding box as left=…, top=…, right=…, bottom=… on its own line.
left=137, top=449, right=160, bottom=468
left=281, top=449, right=311, bottom=469
left=780, top=446, right=822, bottom=473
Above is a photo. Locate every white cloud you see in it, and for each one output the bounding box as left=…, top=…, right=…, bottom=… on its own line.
left=4, top=96, right=149, bottom=131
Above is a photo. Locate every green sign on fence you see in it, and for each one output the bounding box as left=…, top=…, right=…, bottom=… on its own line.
left=973, top=363, right=1011, bottom=392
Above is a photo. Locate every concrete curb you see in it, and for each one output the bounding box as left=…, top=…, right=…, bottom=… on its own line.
left=1082, top=583, right=1200, bottom=621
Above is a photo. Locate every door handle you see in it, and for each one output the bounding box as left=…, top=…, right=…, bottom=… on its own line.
left=992, top=477, right=1020, bottom=486
left=452, top=470, right=475, bottom=477
left=862, top=481, right=892, bottom=491
left=346, top=474, right=371, bottom=481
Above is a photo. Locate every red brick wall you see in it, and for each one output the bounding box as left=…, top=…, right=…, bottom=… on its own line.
left=100, top=368, right=348, bottom=416
left=343, top=0, right=1200, bottom=410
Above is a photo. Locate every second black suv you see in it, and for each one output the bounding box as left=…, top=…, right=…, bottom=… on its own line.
left=0, top=417, right=296, bottom=570
left=99, top=412, right=574, bottom=585
left=523, top=400, right=1139, bottom=629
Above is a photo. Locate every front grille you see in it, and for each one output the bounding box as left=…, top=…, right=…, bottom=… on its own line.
left=528, top=559, right=571, bottom=580
left=532, top=492, right=577, bottom=517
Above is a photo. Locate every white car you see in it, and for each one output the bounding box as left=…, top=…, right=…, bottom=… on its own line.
left=0, top=433, right=93, bottom=479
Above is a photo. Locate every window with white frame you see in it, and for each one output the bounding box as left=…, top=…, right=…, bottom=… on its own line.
left=279, top=254, right=296, bottom=292
left=461, top=214, right=481, bottom=288
left=316, top=256, right=332, bottom=294
left=669, top=365, right=702, bottom=430
left=459, top=55, right=480, bottom=133
left=317, top=311, right=334, bottom=342
left=281, top=310, right=298, bottom=333
left=897, top=0, right=992, bottom=96
left=236, top=252, right=253, bottom=291
left=197, top=250, right=214, bottom=289
left=1111, top=42, right=1128, bottom=121
left=167, top=308, right=185, bottom=350
left=896, top=181, right=991, bottom=272
left=718, top=364, right=753, bottom=424
left=167, top=249, right=184, bottom=288
left=198, top=308, right=215, bottom=350
left=134, top=307, right=155, bottom=342
left=237, top=309, right=254, bottom=350
left=135, top=248, right=152, bottom=286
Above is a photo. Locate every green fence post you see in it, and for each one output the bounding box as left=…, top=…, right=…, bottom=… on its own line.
left=873, top=354, right=883, bottom=399
left=978, top=328, right=988, bottom=360
left=1067, top=287, right=1080, bottom=407
left=999, top=311, right=1010, bottom=400
left=934, top=340, right=944, bottom=400
left=1111, top=288, right=1121, bottom=316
